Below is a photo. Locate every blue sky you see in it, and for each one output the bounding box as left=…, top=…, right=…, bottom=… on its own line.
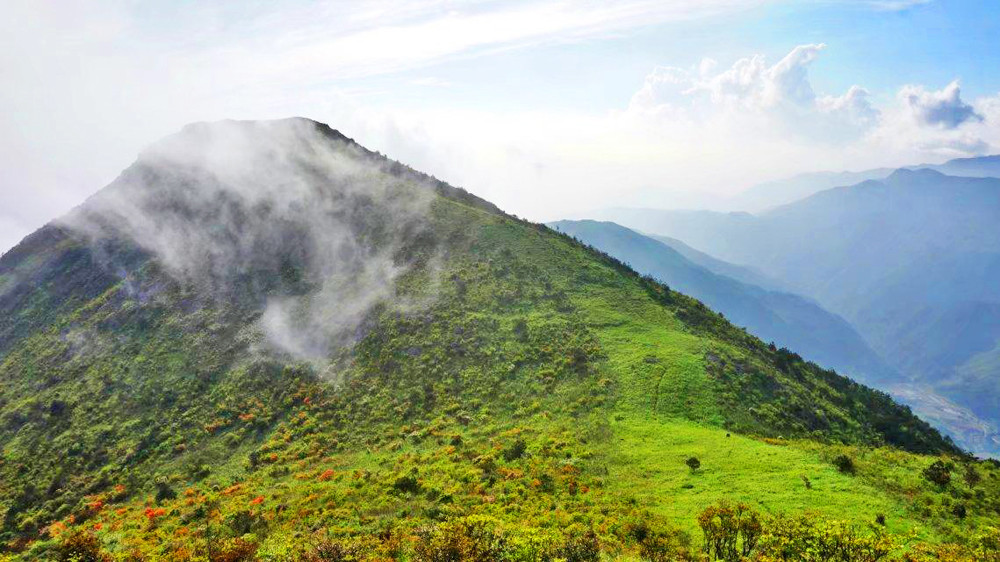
left=1, top=0, right=999, bottom=252
left=340, top=1, right=1000, bottom=111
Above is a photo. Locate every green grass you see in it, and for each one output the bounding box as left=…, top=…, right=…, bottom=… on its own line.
left=606, top=417, right=917, bottom=537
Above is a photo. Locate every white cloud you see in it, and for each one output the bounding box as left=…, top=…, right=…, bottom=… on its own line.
left=858, top=80, right=998, bottom=162
left=898, top=80, right=983, bottom=129
left=818, top=86, right=879, bottom=126
left=628, top=43, right=878, bottom=143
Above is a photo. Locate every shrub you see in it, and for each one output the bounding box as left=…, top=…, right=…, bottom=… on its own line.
left=697, top=502, right=761, bottom=562
left=224, top=510, right=266, bottom=536
left=626, top=518, right=689, bottom=562
left=686, top=457, right=701, bottom=472
left=55, top=531, right=111, bottom=562
left=923, top=460, right=953, bottom=487
left=557, top=527, right=600, bottom=562
left=392, top=473, right=421, bottom=495
left=154, top=481, right=177, bottom=503
left=755, top=515, right=894, bottom=561
left=211, top=537, right=259, bottom=562
left=952, top=503, right=967, bottom=519
left=502, top=438, right=527, bottom=462
left=304, top=536, right=382, bottom=561
left=413, top=516, right=506, bottom=562
left=832, top=454, right=855, bottom=475
left=975, top=527, right=1000, bottom=561
left=964, top=465, right=982, bottom=488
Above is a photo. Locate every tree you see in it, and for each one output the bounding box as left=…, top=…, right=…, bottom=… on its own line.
left=697, top=502, right=762, bottom=561
left=964, top=465, right=982, bottom=488
left=923, top=460, right=953, bottom=487
left=686, top=457, right=701, bottom=472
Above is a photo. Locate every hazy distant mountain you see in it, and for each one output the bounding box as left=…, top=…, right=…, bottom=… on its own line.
left=727, top=168, right=894, bottom=212
left=549, top=219, right=897, bottom=385
left=726, top=154, right=1000, bottom=212
left=925, top=154, right=1000, bottom=178
left=594, top=169, right=1000, bottom=456
left=645, top=233, right=787, bottom=292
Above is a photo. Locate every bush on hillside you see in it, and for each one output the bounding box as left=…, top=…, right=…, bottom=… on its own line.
left=755, top=515, right=894, bottom=561
left=963, top=465, right=982, bottom=488
left=833, top=454, right=855, bottom=475
left=923, top=460, right=953, bottom=487
left=304, top=535, right=384, bottom=561
left=502, top=438, right=527, bottom=462
left=697, top=502, right=762, bottom=562
left=55, top=531, right=111, bottom=562
left=556, top=526, right=601, bottom=562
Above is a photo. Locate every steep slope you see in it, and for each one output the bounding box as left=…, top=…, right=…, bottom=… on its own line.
left=548, top=220, right=895, bottom=385
left=1, top=119, right=993, bottom=561
left=595, top=170, right=1000, bottom=456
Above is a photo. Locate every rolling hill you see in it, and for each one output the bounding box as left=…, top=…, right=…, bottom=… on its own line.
left=0, top=119, right=996, bottom=561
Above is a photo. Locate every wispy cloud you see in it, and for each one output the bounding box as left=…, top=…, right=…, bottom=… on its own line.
left=864, top=0, right=932, bottom=11
left=105, top=1, right=773, bottom=87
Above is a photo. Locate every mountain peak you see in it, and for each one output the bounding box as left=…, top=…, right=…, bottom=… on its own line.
left=138, top=117, right=352, bottom=166
left=886, top=166, right=947, bottom=183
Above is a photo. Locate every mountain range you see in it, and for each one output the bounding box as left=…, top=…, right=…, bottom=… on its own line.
left=725, top=154, right=1000, bottom=212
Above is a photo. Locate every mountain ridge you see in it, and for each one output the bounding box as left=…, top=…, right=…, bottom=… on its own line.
left=724, top=153, right=1000, bottom=213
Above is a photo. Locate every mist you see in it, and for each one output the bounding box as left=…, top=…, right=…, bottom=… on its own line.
left=62, top=118, right=441, bottom=360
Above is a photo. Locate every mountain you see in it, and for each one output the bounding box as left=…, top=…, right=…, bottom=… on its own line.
left=549, top=220, right=895, bottom=385
left=725, top=154, right=1000, bottom=212
left=645, top=233, right=786, bottom=292
left=594, top=169, right=1000, bottom=456
left=925, top=154, right=1000, bottom=178
left=1, top=119, right=994, bottom=561
left=726, top=168, right=894, bottom=212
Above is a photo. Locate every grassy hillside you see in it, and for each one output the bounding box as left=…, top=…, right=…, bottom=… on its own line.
left=548, top=220, right=897, bottom=386
left=0, top=120, right=997, bottom=561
